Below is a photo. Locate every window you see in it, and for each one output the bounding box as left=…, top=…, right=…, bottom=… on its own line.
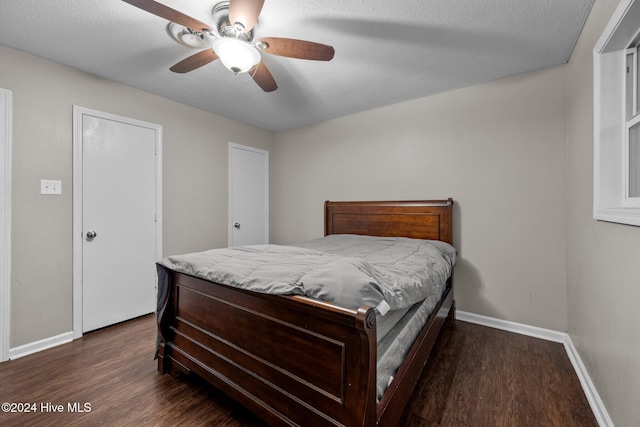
left=594, top=0, right=640, bottom=225
left=625, top=46, right=640, bottom=205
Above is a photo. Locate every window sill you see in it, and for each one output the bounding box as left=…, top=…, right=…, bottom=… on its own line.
left=593, top=208, right=640, bottom=226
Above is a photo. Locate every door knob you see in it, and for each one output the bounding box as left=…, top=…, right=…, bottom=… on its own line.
left=234, top=223, right=240, bottom=229
left=86, top=230, right=97, bottom=240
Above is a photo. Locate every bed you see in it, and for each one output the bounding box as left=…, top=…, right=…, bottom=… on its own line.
left=155, top=199, right=455, bottom=426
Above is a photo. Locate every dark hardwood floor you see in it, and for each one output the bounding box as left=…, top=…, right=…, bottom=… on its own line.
left=400, top=321, right=597, bottom=427
left=0, top=315, right=596, bottom=427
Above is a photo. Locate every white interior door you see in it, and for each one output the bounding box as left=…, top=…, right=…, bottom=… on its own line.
left=229, top=143, right=268, bottom=246
left=73, top=107, right=161, bottom=334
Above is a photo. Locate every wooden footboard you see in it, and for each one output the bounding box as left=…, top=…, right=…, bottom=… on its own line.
left=157, top=272, right=453, bottom=427
left=157, top=271, right=379, bottom=426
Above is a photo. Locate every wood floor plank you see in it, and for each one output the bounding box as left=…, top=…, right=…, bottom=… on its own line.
left=0, top=315, right=597, bottom=426
left=401, top=322, right=597, bottom=427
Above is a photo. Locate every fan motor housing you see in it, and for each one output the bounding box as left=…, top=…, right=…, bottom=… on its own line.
left=212, top=1, right=254, bottom=42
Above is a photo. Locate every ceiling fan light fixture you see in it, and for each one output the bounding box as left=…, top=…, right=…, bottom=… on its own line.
left=212, top=37, right=261, bottom=74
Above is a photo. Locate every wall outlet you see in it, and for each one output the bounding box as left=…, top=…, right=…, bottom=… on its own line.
left=41, top=179, right=62, bottom=195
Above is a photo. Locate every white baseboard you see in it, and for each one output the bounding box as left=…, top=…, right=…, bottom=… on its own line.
left=456, top=311, right=567, bottom=343
left=563, top=334, right=615, bottom=427
left=456, top=311, right=614, bottom=427
left=8, top=331, right=73, bottom=360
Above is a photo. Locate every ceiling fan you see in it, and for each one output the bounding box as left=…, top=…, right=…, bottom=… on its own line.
left=123, top=0, right=335, bottom=92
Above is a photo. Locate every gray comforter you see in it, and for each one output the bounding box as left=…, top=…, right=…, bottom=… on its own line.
left=158, top=234, right=456, bottom=312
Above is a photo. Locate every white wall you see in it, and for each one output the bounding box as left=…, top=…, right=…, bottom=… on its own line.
left=273, top=66, right=569, bottom=332
left=566, top=0, right=640, bottom=425
left=0, top=44, right=274, bottom=348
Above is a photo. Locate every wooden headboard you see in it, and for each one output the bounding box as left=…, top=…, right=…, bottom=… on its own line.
left=324, top=198, right=453, bottom=244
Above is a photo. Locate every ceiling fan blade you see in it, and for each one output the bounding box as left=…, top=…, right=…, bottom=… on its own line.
left=251, top=62, right=277, bottom=92
left=170, top=49, right=219, bottom=73
left=259, top=37, right=335, bottom=61
left=228, top=0, right=265, bottom=32
left=122, top=0, right=212, bottom=33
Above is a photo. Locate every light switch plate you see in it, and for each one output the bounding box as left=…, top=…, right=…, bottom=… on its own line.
left=41, top=179, right=62, bottom=195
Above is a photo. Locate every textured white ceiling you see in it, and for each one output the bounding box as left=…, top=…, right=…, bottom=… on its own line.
left=0, top=0, right=594, bottom=132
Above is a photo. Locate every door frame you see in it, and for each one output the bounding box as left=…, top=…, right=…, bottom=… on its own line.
left=72, top=106, right=162, bottom=339
left=228, top=142, right=269, bottom=246
left=0, top=89, right=12, bottom=362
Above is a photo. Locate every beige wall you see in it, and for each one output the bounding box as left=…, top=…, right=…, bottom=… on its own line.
left=566, top=0, right=640, bottom=425
left=273, top=66, right=569, bottom=332
left=0, top=44, right=274, bottom=348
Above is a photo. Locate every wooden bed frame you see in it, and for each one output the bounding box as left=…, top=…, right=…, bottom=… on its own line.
left=156, top=199, right=455, bottom=426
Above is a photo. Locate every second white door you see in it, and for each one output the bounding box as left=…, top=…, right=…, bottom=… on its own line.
left=229, top=143, right=269, bottom=246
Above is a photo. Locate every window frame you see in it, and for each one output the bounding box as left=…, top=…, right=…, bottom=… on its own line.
left=593, top=0, right=640, bottom=226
